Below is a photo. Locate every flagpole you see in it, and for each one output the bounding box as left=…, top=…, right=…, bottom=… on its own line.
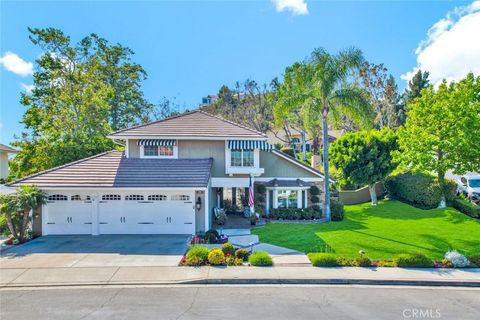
left=250, top=174, right=254, bottom=215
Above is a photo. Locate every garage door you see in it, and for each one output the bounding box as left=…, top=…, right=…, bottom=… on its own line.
left=98, top=191, right=195, bottom=235
left=44, top=194, right=93, bottom=235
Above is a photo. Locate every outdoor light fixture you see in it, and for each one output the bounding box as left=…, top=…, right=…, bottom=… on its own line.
left=196, top=197, right=202, bottom=210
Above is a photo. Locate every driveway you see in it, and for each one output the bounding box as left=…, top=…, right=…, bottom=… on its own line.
left=0, top=235, right=189, bottom=268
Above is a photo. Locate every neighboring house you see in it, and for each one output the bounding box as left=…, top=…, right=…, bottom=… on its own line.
left=200, top=95, right=218, bottom=107
left=267, top=128, right=344, bottom=152
left=0, top=144, right=18, bottom=182
left=7, top=111, right=325, bottom=236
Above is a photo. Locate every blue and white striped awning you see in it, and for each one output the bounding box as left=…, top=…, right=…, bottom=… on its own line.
left=137, top=139, right=177, bottom=147
left=228, top=140, right=273, bottom=151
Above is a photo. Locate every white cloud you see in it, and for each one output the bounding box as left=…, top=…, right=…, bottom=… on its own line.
left=272, top=0, right=308, bottom=16
left=0, top=52, right=33, bottom=77
left=402, top=1, right=480, bottom=86
left=20, top=83, right=34, bottom=93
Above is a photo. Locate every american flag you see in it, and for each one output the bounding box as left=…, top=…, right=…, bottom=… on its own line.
left=248, top=176, right=254, bottom=209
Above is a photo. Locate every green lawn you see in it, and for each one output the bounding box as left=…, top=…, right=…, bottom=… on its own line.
left=251, top=200, right=480, bottom=260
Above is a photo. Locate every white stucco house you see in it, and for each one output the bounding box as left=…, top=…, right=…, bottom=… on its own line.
left=0, top=144, right=18, bottom=182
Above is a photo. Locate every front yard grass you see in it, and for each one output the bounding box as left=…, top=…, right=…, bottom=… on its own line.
left=251, top=200, right=480, bottom=260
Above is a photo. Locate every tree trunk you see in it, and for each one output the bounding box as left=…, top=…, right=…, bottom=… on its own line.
left=368, top=183, right=378, bottom=206
left=322, top=115, right=331, bottom=221
left=5, top=212, right=19, bottom=240
left=438, top=169, right=446, bottom=209
left=18, top=209, right=30, bottom=243
left=301, top=129, right=307, bottom=161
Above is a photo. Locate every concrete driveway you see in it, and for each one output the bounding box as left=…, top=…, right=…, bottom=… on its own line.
left=0, top=235, right=189, bottom=268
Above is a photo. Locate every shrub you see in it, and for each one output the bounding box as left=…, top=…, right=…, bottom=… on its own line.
left=385, top=172, right=449, bottom=209
left=393, top=253, right=432, bottom=267
left=221, top=242, right=235, bottom=256
left=310, top=186, right=320, bottom=196
left=225, top=256, right=235, bottom=266
left=336, top=257, right=355, bottom=266
left=248, top=251, right=273, bottom=266
left=444, top=250, right=470, bottom=268
left=269, top=208, right=322, bottom=220
left=451, top=198, right=480, bottom=219
left=256, top=185, right=266, bottom=194
left=310, top=195, right=320, bottom=203
left=330, top=199, right=344, bottom=221
left=185, top=246, right=209, bottom=266
left=468, top=256, right=480, bottom=267
left=208, top=248, right=225, bottom=265
left=235, top=248, right=249, bottom=261
left=376, top=260, right=396, bottom=267
left=280, top=147, right=294, bottom=157
left=308, top=253, right=339, bottom=267
left=205, top=229, right=219, bottom=244
left=354, top=256, right=372, bottom=267
left=234, top=257, right=244, bottom=266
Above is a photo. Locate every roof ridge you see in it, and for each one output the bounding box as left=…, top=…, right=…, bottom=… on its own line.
left=7, top=150, right=120, bottom=187
left=196, top=110, right=267, bottom=137
left=108, top=110, right=201, bottom=136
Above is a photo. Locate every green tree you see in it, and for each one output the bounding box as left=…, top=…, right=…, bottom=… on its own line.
left=396, top=73, right=480, bottom=207
left=10, top=28, right=152, bottom=178
left=274, top=48, right=374, bottom=220
left=383, top=76, right=405, bottom=128
left=404, top=70, right=429, bottom=105
left=0, top=186, right=46, bottom=243
left=330, top=130, right=398, bottom=205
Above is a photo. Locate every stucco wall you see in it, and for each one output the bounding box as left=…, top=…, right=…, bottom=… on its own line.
left=338, top=182, right=384, bottom=205
left=0, top=151, right=9, bottom=179
left=127, top=140, right=141, bottom=158
left=260, top=151, right=319, bottom=178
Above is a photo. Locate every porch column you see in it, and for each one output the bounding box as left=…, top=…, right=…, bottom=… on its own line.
left=273, top=189, right=278, bottom=209
left=297, top=190, right=302, bottom=208
left=266, top=190, right=270, bottom=215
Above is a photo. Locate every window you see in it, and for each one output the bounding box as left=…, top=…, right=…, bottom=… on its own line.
left=277, top=190, right=298, bottom=209
left=171, top=195, right=190, bottom=201
left=142, top=145, right=175, bottom=157
left=48, top=194, right=68, bottom=201
left=71, top=195, right=91, bottom=201
left=148, top=194, right=167, bottom=201
left=230, top=149, right=254, bottom=167
left=102, top=194, right=121, bottom=201
left=144, top=146, right=158, bottom=156
left=125, top=195, right=144, bottom=201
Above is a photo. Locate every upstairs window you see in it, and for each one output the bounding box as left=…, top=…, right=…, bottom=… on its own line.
left=144, top=146, right=159, bottom=157
left=231, top=149, right=254, bottom=167
left=125, top=195, right=144, bottom=201
left=142, top=145, right=175, bottom=158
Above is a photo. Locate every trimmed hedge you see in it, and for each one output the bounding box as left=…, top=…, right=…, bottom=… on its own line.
left=269, top=208, right=322, bottom=220
left=185, top=247, right=209, bottom=266
left=393, top=253, right=432, bottom=267
left=330, top=198, right=344, bottom=221
left=249, top=251, right=273, bottom=266
left=385, top=172, right=456, bottom=209
left=451, top=198, right=480, bottom=219
left=308, top=253, right=339, bottom=266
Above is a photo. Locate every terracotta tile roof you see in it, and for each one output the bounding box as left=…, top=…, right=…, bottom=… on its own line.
left=108, top=110, right=266, bottom=139
left=7, top=151, right=213, bottom=188
left=0, top=144, right=18, bottom=153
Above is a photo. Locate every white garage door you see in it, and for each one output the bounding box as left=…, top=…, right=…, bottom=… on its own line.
left=98, top=191, right=195, bottom=235
left=44, top=194, right=93, bottom=235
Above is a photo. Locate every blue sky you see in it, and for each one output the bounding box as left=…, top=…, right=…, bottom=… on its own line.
left=1, top=0, right=479, bottom=145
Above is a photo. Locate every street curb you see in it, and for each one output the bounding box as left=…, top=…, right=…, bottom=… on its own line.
left=2, top=278, right=480, bottom=289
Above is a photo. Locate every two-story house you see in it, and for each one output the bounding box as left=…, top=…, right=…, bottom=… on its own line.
left=8, top=111, right=325, bottom=236
left=0, top=144, right=18, bottom=182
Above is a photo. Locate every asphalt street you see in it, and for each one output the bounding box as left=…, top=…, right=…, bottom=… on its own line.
left=1, top=285, right=479, bottom=320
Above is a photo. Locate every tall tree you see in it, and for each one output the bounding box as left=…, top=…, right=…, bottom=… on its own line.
left=396, top=73, right=480, bottom=207
left=404, top=69, right=429, bottom=105
left=274, top=48, right=374, bottom=221
left=383, top=76, right=405, bottom=128
left=10, top=28, right=152, bottom=178
left=330, top=130, right=398, bottom=205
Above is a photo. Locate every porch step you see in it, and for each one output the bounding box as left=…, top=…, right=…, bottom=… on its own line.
left=220, top=229, right=251, bottom=236
left=228, top=235, right=259, bottom=248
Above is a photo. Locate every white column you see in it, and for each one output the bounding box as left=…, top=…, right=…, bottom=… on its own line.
left=266, top=190, right=270, bottom=215
left=91, top=193, right=99, bottom=235
left=273, top=189, right=278, bottom=209
left=205, top=187, right=210, bottom=231
left=297, top=190, right=302, bottom=208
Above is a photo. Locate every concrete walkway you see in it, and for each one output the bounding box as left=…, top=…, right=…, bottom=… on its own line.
left=1, top=266, right=479, bottom=288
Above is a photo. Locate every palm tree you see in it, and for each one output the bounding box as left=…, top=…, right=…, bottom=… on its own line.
left=16, top=185, right=46, bottom=242
left=275, top=47, right=373, bottom=221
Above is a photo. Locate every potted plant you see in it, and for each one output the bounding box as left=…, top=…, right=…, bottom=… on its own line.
left=249, top=212, right=258, bottom=225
